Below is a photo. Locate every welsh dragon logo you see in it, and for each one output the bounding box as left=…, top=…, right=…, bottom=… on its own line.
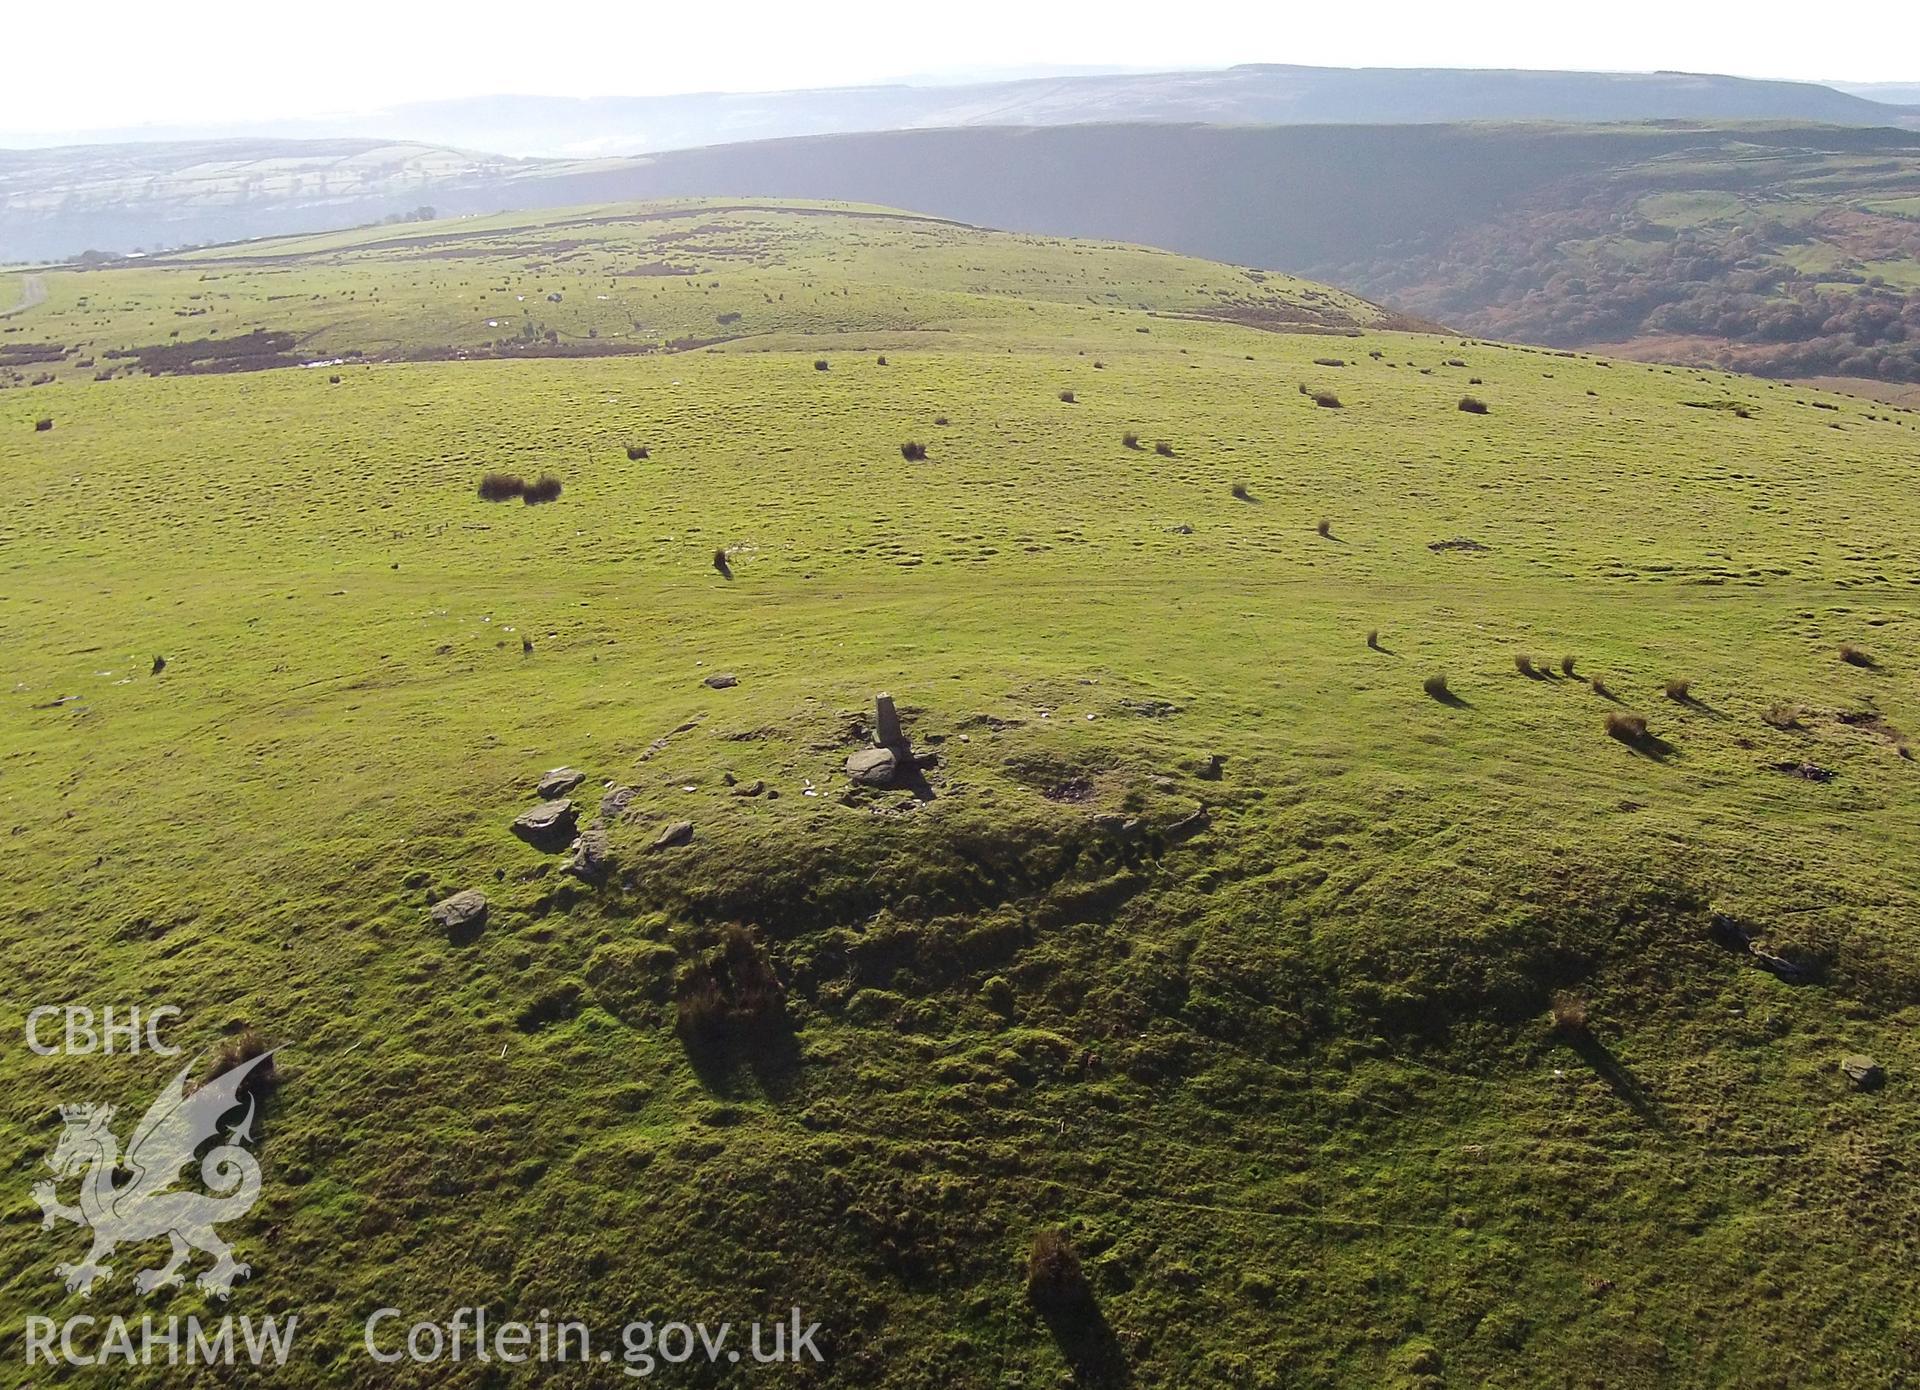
left=33, top=1052, right=274, bottom=1299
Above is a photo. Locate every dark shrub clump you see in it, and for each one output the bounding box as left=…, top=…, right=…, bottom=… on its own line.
left=675, top=927, right=786, bottom=1061
left=1311, top=390, right=1342, bottom=409
left=200, top=1027, right=278, bottom=1106
left=1839, top=643, right=1876, bottom=668
left=900, top=441, right=928, bottom=462
left=478, top=472, right=525, bottom=502
left=1459, top=396, right=1490, bottom=414
left=1122, top=431, right=1141, bottom=450
left=1026, top=1229, right=1091, bottom=1312
left=627, top=445, right=650, bottom=461
left=1154, top=440, right=1175, bottom=457
left=1550, top=991, right=1590, bottom=1035
left=713, top=548, right=732, bottom=579
left=1665, top=679, right=1693, bottom=703
left=1058, top=390, right=1076, bottom=404
left=813, top=359, right=829, bottom=371
left=522, top=473, right=563, bottom=505
left=34, top=418, right=53, bottom=432
left=1607, top=711, right=1650, bottom=744
left=1423, top=672, right=1451, bottom=699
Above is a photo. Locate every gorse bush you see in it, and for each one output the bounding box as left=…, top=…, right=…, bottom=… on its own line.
left=1665, top=679, right=1693, bottom=702
left=1026, top=1228, right=1090, bottom=1312
left=522, top=474, right=563, bottom=505
left=1550, top=991, right=1590, bottom=1035
left=1839, top=643, right=1876, bottom=668
left=1058, top=390, right=1076, bottom=404
left=1606, top=711, right=1649, bottom=743
left=1311, top=390, right=1342, bottom=409
left=478, top=472, right=525, bottom=502
left=1122, top=431, right=1141, bottom=450
left=1561, top=655, right=1578, bottom=677
left=201, top=1027, right=277, bottom=1106
left=900, top=441, right=928, bottom=461
left=675, top=927, right=786, bottom=1061
left=1459, top=396, right=1490, bottom=414
left=1424, top=672, right=1451, bottom=699
left=627, top=445, right=649, bottom=461
left=1154, top=440, right=1175, bottom=457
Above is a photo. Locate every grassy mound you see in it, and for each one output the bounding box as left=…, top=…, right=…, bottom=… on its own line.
left=2, top=201, right=1916, bottom=1387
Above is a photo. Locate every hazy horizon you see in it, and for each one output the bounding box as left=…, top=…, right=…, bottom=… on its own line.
left=2, top=0, right=1915, bottom=142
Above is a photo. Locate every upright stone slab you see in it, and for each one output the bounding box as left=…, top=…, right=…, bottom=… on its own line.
left=875, top=693, right=907, bottom=750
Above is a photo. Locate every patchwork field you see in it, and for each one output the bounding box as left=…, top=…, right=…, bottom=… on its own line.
left=2, top=202, right=1918, bottom=1387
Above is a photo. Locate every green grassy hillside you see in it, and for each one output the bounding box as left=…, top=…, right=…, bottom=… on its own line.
left=2, top=202, right=1918, bottom=1387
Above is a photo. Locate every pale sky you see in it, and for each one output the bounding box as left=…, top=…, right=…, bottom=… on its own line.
left=4, top=0, right=1916, bottom=133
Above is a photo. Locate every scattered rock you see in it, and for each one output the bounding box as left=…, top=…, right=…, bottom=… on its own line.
left=732, top=779, right=766, bottom=797
left=512, top=799, right=578, bottom=850
left=1772, top=760, right=1837, bottom=782
left=1166, top=805, right=1212, bottom=842
left=1841, top=1054, right=1885, bottom=1089
left=1750, top=948, right=1812, bottom=984
left=536, top=766, right=587, bottom=798
left=703, top=673, right=739, bottom=689
left=1117, top=697, right=1182, bottom=718
left=566, top=826, right=611, bottom=882
left=847, top=746, right=899, bottom=787
left=649, top=820, right=694, bottom=851
left=1708, top=913, right=1755, bottom=953
left=429, top=889, right=488, bottom=933
left=600, top=785, right=638, bottom=819
left=1187, top=753, right=1226, bottom=781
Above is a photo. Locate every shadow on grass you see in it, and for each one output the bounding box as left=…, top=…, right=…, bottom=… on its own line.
left=686, top=1025, right=803, bottom=1101
left=1669, top=692, right=1729, bottom=720
left=1037, top=1294, right=1131, bottom=1388
left=1426, top=686, right=1472, bottom=709
left=1617, top=730, right=1678, bottom=762
left=1568, top=1033, right=1668, bottom=1131
left=896, top=761, right=938, bottom=804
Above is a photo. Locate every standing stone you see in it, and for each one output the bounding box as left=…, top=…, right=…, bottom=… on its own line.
left=875, top=693, right=907, bottom=749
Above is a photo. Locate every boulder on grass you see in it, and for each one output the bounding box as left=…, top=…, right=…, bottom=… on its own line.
left=536, top=766, right=587, bottom=798
left=513, top=799, right=578, bottom=850
left=429, top=890, right=488, bottom=934
left=1841, top=1054, right=1885, bottom=1090
left=649, top=820, right=694, bottom=851
left=847, top=746, right=899, bottom=787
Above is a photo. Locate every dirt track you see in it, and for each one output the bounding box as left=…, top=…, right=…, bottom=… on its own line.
left=1, top=273, right=47, bottom=317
